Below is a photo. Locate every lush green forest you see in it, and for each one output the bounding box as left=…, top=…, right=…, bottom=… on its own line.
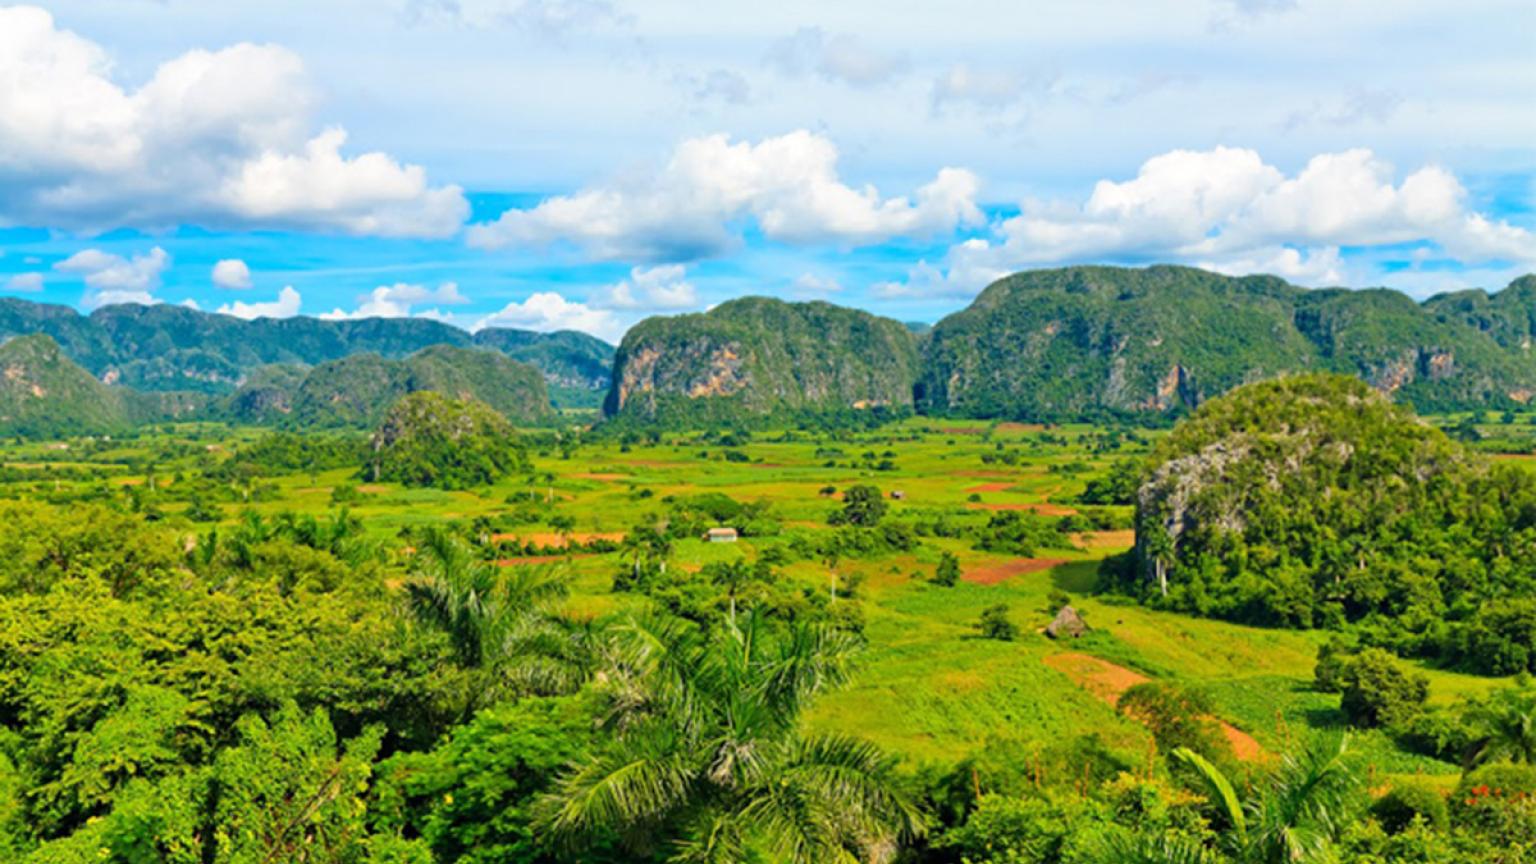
left=0, top=380, right=1532, bottom=862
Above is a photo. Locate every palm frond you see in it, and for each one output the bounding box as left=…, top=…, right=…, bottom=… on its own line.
left=1172, top=747, right=1246, bottom=842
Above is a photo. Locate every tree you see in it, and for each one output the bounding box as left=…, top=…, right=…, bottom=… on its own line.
left=1170, top=735, right=1364, bottom=864
left=831, top=484, right=887, bottom=527
left=933, top=551, right=961, bottom=587
left=1119, top=683, right=1229, bottom=761
left=976, top=604, right=1017, bottom=641
left=1464, top=676, right=1536, bottom=767
left=1335, top=649, right=1428, bottom=729
left=404, top=527, right=584, bottom=705
left=538, top=610, right=924, bottom=862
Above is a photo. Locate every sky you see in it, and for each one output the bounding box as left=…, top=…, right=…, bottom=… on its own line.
left=0, top=1, right=1532, bottom=343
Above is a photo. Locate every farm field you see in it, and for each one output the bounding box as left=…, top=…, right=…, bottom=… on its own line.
left=4, top=412, right=1521, bottom=794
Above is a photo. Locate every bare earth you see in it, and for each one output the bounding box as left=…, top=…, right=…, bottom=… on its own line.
left=963, top=558, right=1070, bottom=585
left=965, top=502, right=1079, bottom=516
left=1043, top=652, right=1267, bottom=762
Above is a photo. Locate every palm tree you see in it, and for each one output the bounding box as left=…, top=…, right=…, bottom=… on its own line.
left=538, top=610, right=924, bottom=863
left=1171, top=735, right=1363, bottom=864
left=1465, top=676, right=1536, bottom=767
left=404, top=527, right=583, bottom=703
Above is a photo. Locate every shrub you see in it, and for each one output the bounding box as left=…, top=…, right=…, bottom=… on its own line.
left=933, top=552, right=961, bottom=587
left=1372, top=780, right=1449, bottom=833
left=1337, top=649, right=1429, bottom=729
left=977, top=604, right=1017, bottom=641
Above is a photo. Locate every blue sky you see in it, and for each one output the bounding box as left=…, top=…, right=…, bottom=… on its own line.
left=0, top=1, right=1532, bottom=343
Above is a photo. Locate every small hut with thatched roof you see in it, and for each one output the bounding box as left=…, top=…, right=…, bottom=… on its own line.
left=1045, top=605, right=1088, bottom=639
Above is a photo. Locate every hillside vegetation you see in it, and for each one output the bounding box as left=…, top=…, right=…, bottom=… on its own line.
left=1125, top=373, right=1536, bottom=674
left=223, top=345, right=554, bottom=428
left=605, top=296, right=920, bottom=427
left=367, top=391, right=528, bottom=488
left=0, top=297, right=612, bottom=405
left=919, top=265, right=1536, bottom=420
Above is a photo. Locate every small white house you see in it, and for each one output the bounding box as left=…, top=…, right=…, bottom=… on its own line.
left=705, top=527, right=739, bottom=543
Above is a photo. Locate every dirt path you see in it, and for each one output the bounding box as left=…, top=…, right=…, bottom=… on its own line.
left=966, top=481, right=1018, bottom=493
left=1043, top=652, right=1267, bottom=762
left=490, top=531, right=626, bottom=547
left=964, top=558, right=1069, bottom=585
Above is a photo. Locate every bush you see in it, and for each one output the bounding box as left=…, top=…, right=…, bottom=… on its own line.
left=1372, top=780, right=1449, bottom=833
left=977, top=604, right=1017, bottom=641
left=933, top=552, right=961, bottom=587
left=1336, top=649, right=1429, bottom=729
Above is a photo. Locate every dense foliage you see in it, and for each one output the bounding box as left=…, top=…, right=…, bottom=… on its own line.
left=918, top=265, right=1535, bottom=420
left=1124, top=373, right=1536, bottom=674
left=368, top=392, right=529, bottom=489
left=605, top=297, right=921, bottom=428
left=0, top=295, right=613, bottom=405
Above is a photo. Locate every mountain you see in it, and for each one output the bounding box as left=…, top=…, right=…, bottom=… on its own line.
left=0, top=334, right=206, bottom=436
left=471, top=327, right=614, bottom=408
left=604, top=297, right=921, bottom=426
left=0, top=297, right=612, bottom=407
left=918, top=265, right=1536, bottom=420
left=224, top=345, right=554, bottom=428
left=367, top=391, right=528, bottom=489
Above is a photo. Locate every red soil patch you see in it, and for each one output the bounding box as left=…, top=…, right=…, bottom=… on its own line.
left=966, top=481, right=1018, bottom=493
left=966, top=502, right=1079, bottom=516
left=996, top=422, right=1047, bottom=433
left=963, top=558, right=1069, bottom=585
left=572, top=472, right=629, bottom=481
left=1075, top=530, right=1136, bottom=549
left=1043, top=652, right=1267, bottom=763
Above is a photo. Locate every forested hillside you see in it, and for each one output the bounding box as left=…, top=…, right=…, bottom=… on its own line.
left=222, top=345, right=554, bottom=428
left=0, top=297, right=612, bottom=406
left=605, top=297, right=921, bottom=426
left=918, top=265, right=1536, bottom=420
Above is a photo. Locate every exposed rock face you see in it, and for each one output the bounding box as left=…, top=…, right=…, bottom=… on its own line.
left=919, top=265, right=1536, bottom=421
left=605, top=297, right=921, bottom=426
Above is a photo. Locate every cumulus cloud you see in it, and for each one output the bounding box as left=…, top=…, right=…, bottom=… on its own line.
left=55, top=246, right=171, bottom=308
left=319, top=281, right=469, bottom=320
left=791, top=273, right=843, bottom=296
left=0, top=6, right=466, bottom=236
left=766, top=27, right=909, bottom=87
left=4, top=272, right=43, bottom=292
left=468, top=130, right=982, bottom=262
left=473, top=291, right=624, bottom=341
left=217, top=285, right=302, bottom=320
left=593, top=264, right=698, bottom=310
left=880, top=146, right=1536, bottom=297
left=211, top=258, right=253, bottom=290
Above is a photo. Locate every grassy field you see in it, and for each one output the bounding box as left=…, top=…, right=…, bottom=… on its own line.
left=1, top=415, right=1524, bottom=786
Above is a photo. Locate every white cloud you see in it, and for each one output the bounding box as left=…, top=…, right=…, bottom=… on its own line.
left=4, top=272, right=43, bottom=292
left=211, top=258, right=253, bottom=290
left=468, top=130, right=982, bottom=261
left=473, top=291, right=625, bottom=341
left=593, top=264, right=698, bottom=310
left=319, top=281, right=469, bottom=320
left=791, top=273, right=843, bottom=296
left=55, top=246, right=170, bottom=308
left=402, top=0, right=635, bottom=38
left=216, top=285, right=301, bottom=320
left=0, top=6, right=466, bottom=236
left=930, top=64, right=1054, bottom=112
left=767, top=27, right=909, bottom=87
left=881, top=146, right=1536, bottom=297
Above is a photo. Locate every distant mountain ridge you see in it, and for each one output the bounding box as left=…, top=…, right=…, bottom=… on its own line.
left=0, top=297, right=614, bottom=406
left=222, top=345, right=555, bottom=428
left=7, top=265, right=1536, bottom=434
left=917, top=266, right=1536, bottom=420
